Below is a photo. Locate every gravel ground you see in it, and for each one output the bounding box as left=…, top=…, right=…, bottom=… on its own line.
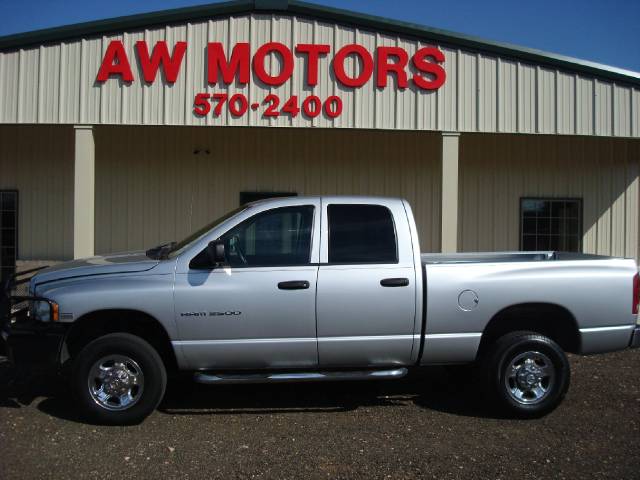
left=0, top=350, right=639, bottom=480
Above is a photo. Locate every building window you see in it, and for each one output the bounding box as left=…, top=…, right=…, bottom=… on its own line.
left=1, top=190, right=18, bottom=283
left=239, top=191, right=297, bottom=205
left=328, top=204, right=398, bottom=264
left=520, top=198, right=582, bottom=252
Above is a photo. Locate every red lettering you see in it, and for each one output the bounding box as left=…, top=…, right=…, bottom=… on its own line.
left=253, top=42, right=294, bottom=86
left=207, top=42, right=250, bottom=85
left=333, top=44, right=374, bottom=88
left=96, top=40, right=134, bottom=82
left=295, top=44, right=330, bottom=87
left=376, top=47, right=409, bottom=88
left=412, top=47, right=446, bottom=90
left=135, top=41, right=187, bottom=84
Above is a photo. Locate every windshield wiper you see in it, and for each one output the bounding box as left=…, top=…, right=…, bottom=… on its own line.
left=145, top=241, right=176, bottom=260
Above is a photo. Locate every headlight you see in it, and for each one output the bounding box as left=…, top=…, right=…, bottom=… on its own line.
left=30, top=300, right=59, bottom=322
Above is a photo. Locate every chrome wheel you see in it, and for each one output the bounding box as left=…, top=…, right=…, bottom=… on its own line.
left=87, top=355, right=145, bottom=411
left=504, top=351, right=555, bottom=405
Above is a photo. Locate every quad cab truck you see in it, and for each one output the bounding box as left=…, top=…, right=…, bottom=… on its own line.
left=2, top=196, right=639, bottom=424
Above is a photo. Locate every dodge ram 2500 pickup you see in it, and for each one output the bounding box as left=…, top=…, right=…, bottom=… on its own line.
left=2, top=196, right=639, bottom=424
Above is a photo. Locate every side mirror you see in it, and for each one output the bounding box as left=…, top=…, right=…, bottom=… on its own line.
left=206, top=240, right=226, bottom=265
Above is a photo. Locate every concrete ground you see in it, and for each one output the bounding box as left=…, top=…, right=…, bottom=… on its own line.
left=0, top=349, right=638, bottom=479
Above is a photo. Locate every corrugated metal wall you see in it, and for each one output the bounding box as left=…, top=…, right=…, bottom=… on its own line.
left=0, top=125, right=74, bottom=259
left=459, top=134, right=640, bottom=259
left=94, top=126, right=442, bottom=254
left=1, top=13, right=639, bottom=137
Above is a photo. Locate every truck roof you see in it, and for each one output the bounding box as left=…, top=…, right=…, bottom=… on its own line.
left=246, top=195, right=405, bottom=206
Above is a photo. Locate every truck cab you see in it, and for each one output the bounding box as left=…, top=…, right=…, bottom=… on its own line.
left=171, top=196, right=421, bottom=370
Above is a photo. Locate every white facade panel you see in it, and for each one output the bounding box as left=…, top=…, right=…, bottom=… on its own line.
left=0, top=12, right=638, bottom=137
left=537, top=67, right=556, bottom=134
left=438, top=46, right=457, bottom=131
left=595, top=80, right=613, bottom=136
left=613, top=85, right=631, bottom=137
left=0, top=51, right=19, bottom=122
left=478, top=54, right=496, bottom=132
left=634, top=89, right=640, bottom=137
left=556, top=71, right=575, bottom=134
left=576, top=76, right=594, bottom=135
left=457, top=50, right=476, bottom=132
left=17, top=48, right=39, bottom=123
left=497, top=59, right=517, bottom=132
left=59, top=42, right=82, bottom=123
left=517, top=63, right=536, bottom=134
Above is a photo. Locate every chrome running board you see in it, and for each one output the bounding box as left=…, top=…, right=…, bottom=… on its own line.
left=193, top=367, right=408, bottom=385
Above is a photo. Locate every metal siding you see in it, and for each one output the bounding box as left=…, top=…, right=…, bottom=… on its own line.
left=457, top=50, right=476, bottom=132
left=38, top=44, right=60, bottom=123
left=228, top=16, right=251, bottom=127
left=0, top=51, right=19, bottom=122
left=478, top=54, right=497, bottom=132
left=537, top=67, right=556, bottom=134
left=59, top=41, right=82, bottom=123
left=0, top=12, right=638, bottom=138
left=415, top=40, right=438, bottom=132
left=0, top=125, right=74, bottom=260
left=459, top=134, right=640, bottom=260
left=595, top=80, right=613, bottom=136
left=576, top=76, right=594, bottom=135
left=333, top=24, right=356, bottom=128
left=497, top=59, right=517, bottom=132
left=396, top=37, right=417, bottom=131
left=517, top=63, right=536, bottom=134
left=556, top=71, right=575, bottom=135
left=613, top=84, right=631, bottom=137
left=100, top=34, right=123, bottom=125
left=313, top=19, right=334, bottom=129
left=94, top=126, right=441, bottom=254
left=17, top=48, right=39, bottom=123
left=633, top=89, right=640, bottom=137
left=354, top=28, right=375, bottom=130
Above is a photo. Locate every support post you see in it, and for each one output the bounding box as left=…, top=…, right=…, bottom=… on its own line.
left=441, top=132, right=460, bottom=253
left=73, top=125, right=95, bottom=259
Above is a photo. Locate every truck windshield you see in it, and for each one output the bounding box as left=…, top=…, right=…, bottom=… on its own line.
left=146, top=206, right=248, bottom=260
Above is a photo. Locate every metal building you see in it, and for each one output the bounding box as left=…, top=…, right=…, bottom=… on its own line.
left=0, top=0, right=639, bottom=276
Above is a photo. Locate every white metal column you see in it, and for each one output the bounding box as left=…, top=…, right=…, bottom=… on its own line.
left=73, top=125, right=95, bottom=259
left=441, top=132, right=460, bottom=253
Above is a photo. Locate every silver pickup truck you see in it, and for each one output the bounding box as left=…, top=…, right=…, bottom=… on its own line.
left=2, top=196, right=639, bottom=424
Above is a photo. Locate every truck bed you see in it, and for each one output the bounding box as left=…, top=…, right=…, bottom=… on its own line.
left=421, top=251, right=615, bottom=264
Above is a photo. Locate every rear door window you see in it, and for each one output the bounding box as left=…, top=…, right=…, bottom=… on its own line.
left=327, top=204, right=397, bottom=264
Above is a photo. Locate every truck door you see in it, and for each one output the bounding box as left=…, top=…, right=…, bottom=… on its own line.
left=174, top=201, right=320, bottom=369
left=316, top=200, right=418, bottom=367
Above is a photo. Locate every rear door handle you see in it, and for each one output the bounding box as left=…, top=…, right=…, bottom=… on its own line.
left=380, top=278, right=410, bottom=287
left=278, top=280, right=310, bottom=290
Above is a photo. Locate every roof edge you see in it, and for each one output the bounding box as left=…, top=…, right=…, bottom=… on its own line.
left=288, top=1, right=640, bottom=86
left=0, top=0, right=638, bottom=86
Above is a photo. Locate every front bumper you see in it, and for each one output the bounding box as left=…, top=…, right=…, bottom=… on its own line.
left=1, top=309, right=68, bottom=367
left=630, top=326, right=640, bottom=349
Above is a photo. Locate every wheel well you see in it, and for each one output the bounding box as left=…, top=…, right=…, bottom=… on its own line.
left=62, top=309, right=178, bottom=372
left=478, top=303, right=580, bottom=356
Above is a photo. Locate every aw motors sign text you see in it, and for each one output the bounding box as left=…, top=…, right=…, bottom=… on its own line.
left=96, top=40, right=446, bottom=119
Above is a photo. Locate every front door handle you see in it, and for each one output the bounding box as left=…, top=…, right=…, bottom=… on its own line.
left=278, top=280, right=310, bottom=290
left=380, top=278, right=410, bottom=287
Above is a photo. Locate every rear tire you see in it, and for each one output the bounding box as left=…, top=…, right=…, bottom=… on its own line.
left=481, top=330, right=570, bottom=418
left=72, top=333, right=167, bottom=425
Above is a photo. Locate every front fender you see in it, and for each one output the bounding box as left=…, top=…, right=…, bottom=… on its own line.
left=35, top=271, right=178, bottom=340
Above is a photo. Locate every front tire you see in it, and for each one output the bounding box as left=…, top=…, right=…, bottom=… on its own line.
left=482, top=331, right=570, bottom=418
left=72, top=333, right=167, bottom=425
